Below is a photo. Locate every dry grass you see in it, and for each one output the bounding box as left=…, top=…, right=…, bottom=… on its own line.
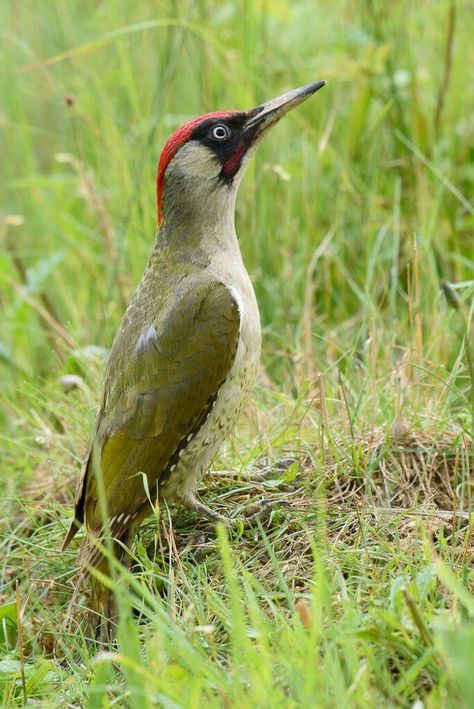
left=13, top=416, right=471, bottom=619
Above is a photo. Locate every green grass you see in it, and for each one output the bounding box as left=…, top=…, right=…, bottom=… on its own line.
left=1, top=0, right=473, bottom=706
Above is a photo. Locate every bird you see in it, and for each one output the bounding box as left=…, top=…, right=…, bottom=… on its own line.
left=62, top=80, right=326, bottom=639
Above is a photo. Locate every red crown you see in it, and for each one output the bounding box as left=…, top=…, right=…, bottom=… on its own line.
left=156, top=111, right=235, bottom=225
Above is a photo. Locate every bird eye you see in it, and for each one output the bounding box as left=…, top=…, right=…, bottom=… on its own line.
left=211, top=124, right=231, bottom=140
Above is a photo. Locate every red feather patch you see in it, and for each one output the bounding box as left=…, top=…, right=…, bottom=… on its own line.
left=156, top=111, right=234, bottom=226
left=222, top=142, right=250, bottom=178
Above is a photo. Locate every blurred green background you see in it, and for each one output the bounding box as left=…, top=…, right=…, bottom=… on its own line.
left=1, top=0, right=472, bottom=403
left=1, top=3, right=473, bottom=705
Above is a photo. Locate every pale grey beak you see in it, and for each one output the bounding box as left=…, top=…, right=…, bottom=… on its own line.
left=245, top=81, right=325, bottom=134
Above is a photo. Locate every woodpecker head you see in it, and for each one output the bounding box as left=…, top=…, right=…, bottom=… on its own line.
left=156, top=81, right=325, bottom=227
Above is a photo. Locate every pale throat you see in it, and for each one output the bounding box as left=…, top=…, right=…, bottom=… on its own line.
left=158, top=143, right=248, bottom=255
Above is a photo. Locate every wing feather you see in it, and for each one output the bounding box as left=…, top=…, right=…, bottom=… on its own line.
left=62, top=278, right=240, bottom=546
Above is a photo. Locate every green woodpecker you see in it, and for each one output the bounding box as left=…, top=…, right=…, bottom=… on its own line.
left=62, top=81, right=325, bottom=637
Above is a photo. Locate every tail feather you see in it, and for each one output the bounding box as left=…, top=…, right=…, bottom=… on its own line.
left=89, top=556, right=118, bottom=643
left=61, top=516, right=81, bottom=552
left=66, top=535, right=132, bottom=643
left=64, top=514, right=142, bottom=643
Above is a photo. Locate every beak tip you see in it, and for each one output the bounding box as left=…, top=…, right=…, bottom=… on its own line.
left=245, top=80, right=326, bottom=132
left=308, top=80, right=326, bottom=93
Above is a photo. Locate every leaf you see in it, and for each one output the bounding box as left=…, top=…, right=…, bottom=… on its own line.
left=0, top=603, right=17, bottom=623
left=0, top=659, right=21, bottom=674
left=0, top=603, right=17, bottom=648
left=25, top=660, right=56, bottom=695
left=280, top=461, right=299, bottom=483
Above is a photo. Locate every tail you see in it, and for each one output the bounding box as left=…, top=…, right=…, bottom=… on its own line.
left=64, top=541, right=120, bottom=643
left=88, top=555, right=118, bottom=643
left=82, top=526, right=138, bottom=642
left=63, top=512, right=141, bottom=643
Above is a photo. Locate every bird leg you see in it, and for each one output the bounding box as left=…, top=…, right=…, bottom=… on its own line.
left=181, top=494, right=229, bottom=525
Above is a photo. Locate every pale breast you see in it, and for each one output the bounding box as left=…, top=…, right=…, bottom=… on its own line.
left=159, top=272, right=261, bottom=504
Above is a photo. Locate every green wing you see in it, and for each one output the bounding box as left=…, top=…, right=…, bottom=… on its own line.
left=63, top=278, right=240, bottom=546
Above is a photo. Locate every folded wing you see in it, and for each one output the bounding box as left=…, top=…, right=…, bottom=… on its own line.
left=62, top=279, right=240, bottom=548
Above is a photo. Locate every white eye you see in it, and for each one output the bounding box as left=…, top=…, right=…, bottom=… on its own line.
left=212, top=124, right=230, bottom=140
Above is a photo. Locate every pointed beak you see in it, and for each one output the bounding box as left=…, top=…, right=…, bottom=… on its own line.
left=244, top=80, right=325, bottom=137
